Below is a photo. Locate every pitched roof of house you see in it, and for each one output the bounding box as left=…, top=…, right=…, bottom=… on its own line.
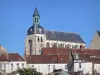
left=26, top=55, right=69, bottom=64
left=42, top=48, right=70, bottom=55
left=0, top=54, right=9, bottom=61
left=42, top=48, right=100, bottom=63
left=46, top=30, right=85, bottom=43
left=8, top=53, right=25, bottom=61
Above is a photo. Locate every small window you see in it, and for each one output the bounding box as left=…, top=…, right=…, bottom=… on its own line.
left=53, top=65, right=55, bottom=69
left=65, top=65, right=67, bottom=70
left=4, top=64, right=6, bottom=68
left=47, top=65, right=50, bottom=70
left=39, top=50, right=41, bottom=54
left=22, top=63, right=24, bottom=68
left=17, top=63, right=19, bottom=68
left=79, top=63, right=81, bottom=68
left=32, top=65, right=34, bottom=67
left=11, top=64, right=13, bottom=69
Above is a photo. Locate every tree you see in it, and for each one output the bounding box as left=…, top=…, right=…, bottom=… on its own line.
left=16, top=68, right=43, bottom=75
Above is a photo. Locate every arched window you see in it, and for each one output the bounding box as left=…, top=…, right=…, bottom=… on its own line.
left=37, top=18, right=38, bottom=23
left=66, top=44, right=71, bottom=49
left=41, top=37, right=43, bottom=42
left=60, top=43, right=64, bottom=48
left=52, top=43, right=57, bottom=48
left=38, top=36, right=39, bottom=42
left=46, top=42, right=50, bottom=48
left=29, top=39, right=32, bottom=55
left=58, top=44, right=60, bottom=48
left=35, top=17, right=37, bottom=23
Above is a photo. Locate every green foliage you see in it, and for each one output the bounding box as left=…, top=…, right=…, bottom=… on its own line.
left=16, top=68, right=43, bottom=75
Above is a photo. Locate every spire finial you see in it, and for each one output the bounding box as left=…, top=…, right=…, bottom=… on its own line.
left=33, top=6, right=40, bottom=17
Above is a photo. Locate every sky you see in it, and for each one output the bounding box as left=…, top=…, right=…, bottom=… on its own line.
left=0, top=0, right=100, bottom=56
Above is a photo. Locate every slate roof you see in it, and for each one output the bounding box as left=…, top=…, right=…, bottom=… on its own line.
left=8, top=53, right=25, bottom=61
left=46, top=30, right=85, bottom=43
left=97, top=31, right=100, bottom=36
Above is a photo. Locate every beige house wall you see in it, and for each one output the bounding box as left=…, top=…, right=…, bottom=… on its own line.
left=89, top=32, right=100, bottom=50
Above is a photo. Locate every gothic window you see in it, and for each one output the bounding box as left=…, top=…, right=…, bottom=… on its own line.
left=65, top=45, right=67, bottom=48
left=46, top=42, right=50, bottom=48
left=58, top=44, right=60, bottom=48
left=41, top=37, right=42, bottom=42
left=38, top=36, right=39, bottom=42
left=66, top=44, right=71, bottom=49
left=52, top=43, right=57, bottom=48
left=59, top=43, right=64, bottom=48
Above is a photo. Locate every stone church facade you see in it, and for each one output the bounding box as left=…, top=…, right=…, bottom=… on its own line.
left=24, top=8, right=85, bottom=57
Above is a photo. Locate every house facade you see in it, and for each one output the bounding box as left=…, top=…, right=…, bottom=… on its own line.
left=8, top=53, right=27, bottom=73
left=0, top=53, right=27, bottom=74
left=89, top=31, right=100, bottom=50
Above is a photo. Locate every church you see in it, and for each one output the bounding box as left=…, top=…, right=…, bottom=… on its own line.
left=25, top=8, right=85, bottom=57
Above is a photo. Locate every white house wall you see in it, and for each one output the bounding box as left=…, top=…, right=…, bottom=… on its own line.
left=94, top=64, right=100, bottom=73
left=9, top=61, right=26, bottom=73
left=0, top=61, right=9, bottom=73
left=28, top=64, right=68, bottom=75
left=74, top=62, right=92, bottom=74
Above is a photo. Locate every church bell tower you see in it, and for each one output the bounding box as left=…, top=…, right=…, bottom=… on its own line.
left=24, top=8, right=46, bottom=58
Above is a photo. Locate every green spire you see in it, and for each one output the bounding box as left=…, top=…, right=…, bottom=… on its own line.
left=33, top=8, right=40, bottom=25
